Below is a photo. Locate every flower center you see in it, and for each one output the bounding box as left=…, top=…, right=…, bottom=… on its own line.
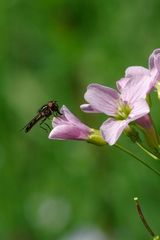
left=115, top=101, right=132, bottom=120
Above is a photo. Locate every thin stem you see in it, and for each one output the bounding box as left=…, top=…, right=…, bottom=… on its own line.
left=136, top=141, right=159, bottom=160
left=134, top=197, right=155, bottom=237
left=114, top=144, right=160, bottom=177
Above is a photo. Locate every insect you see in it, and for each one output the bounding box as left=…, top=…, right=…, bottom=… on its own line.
left=23, top=100, right=61, bottom=133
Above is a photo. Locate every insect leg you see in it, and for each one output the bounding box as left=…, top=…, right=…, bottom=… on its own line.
left=39, top=118, right=48, bottom=133
left=53, top=111, right=60, bottom=117
left=44, top=122, right=51, bottom=131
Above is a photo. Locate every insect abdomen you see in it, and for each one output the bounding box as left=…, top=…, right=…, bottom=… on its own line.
left=25, top=115, right=42, bottom=133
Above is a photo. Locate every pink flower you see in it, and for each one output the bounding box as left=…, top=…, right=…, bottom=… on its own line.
left=49, top=105, right=91, bottom=141
left=117, top=49, right=160, bottom=94
left=81, top=82, right=150, bottom=145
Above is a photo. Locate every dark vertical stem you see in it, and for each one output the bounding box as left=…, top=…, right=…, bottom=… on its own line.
left=134, top=197, right=155, bottom=238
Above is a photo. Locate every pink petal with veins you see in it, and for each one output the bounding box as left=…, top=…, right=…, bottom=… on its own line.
left=100, top=118, right=129, bottom=145
left=83, top=83, right=119, bottom=116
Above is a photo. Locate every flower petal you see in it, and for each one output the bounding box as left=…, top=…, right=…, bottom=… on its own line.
left=129, top=99, right=150, bottom=120
left=80, top=104, right=101, bottom=113
left=116, top=77, right=131, bottom=92
left=50, top=105, right=92, bottom=141
left=100, top=118, right=129, bottom=145
left=121, top=75, right=150, bottom=103
left=136, top=114, right=152, bottom=128
left=125, top=66, right=150, bottom=78
left=55, top=105, right=89, bottom=130
left=148, top=49, right=160, bottom=89
left=83, top=83, right=119, bottom=116
left=60, top=105, right=82, bottom=124
left=117, top=67, right=150, bottom=92
left=149, top=49, right=160, bottom=71
left=49, top=125, right=90, bottom=140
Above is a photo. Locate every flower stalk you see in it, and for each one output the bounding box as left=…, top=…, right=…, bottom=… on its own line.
left=114, top=144, right=160, bottom=177
left=134, top=197, right=159, bottom=239
left=135, top=141, right=159, bottom=161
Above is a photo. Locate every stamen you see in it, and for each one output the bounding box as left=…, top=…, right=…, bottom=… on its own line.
left=115, top=101, right=132, bottom=120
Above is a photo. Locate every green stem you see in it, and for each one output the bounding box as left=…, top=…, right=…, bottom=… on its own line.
left=134, top=197, right=156, bottom=238
left=114, top=144, right=160, bottom=177
left=135, top=141, right=159, bottom=160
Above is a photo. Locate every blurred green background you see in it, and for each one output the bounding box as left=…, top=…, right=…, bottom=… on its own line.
left=1, top=0, right=160, bottom=239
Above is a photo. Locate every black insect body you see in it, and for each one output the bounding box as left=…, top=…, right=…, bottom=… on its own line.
left=23, top=101, right=61, bottom=133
